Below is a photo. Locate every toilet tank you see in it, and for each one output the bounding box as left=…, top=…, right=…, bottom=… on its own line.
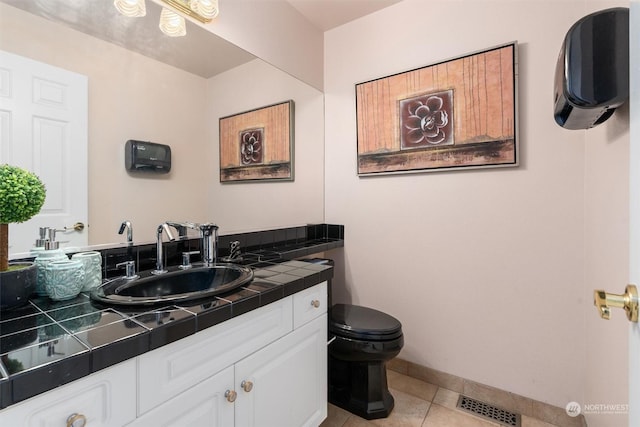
left=553, top=7, right=629, bottom=130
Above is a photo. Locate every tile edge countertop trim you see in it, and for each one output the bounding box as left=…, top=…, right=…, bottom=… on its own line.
left=0, top=223, right=343, bottom=410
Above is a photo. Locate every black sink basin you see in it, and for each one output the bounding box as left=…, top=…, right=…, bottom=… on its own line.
left=90, top=264, right=253, bottom=307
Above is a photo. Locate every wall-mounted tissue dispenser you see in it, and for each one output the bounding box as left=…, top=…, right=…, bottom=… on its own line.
left=553, top=7, right=629, bottom=130
left=125, top=140, right=171, bottom=173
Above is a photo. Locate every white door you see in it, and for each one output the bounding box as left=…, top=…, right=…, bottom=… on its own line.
left=235, top=314, right=327, bottom=427
left=587, top=5, right=638, bottom=425
left=629, top=3, right=639, bottom=425
left=0, top=49, right=88, bottom=255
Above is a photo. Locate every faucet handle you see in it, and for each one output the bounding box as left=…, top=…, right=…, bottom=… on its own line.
left=179, top=251, right=200, bottom=270
left=116, top=260, right=139, bottom=280
left=221, top=241, right=243, bottom=263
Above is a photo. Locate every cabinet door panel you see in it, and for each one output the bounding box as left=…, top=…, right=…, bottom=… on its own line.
left=127, top=366, right=234, bottom=427
left=0, top=359, right=136, bottom=427
left=235, top=314, right=327, bottom=427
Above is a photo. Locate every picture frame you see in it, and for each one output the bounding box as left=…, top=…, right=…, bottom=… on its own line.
left=219, top=100, right=294, bottom=182
left=356, top=42, right=518, bottom=175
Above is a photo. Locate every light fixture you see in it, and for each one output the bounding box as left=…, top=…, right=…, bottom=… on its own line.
left=161, top=0, right=217, bottom=23
left=188, top=0, right=219, bottom=20
left=159, top=7, right=187, bottom=37
left=113, top=0, right=146, bottom=17
left=114, top=0, right=219, bottom=37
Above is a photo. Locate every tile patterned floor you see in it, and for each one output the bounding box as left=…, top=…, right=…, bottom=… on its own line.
left=320, top=370, right=561, bottom=427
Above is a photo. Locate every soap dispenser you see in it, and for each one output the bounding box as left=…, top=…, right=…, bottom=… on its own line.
left=44, top=228, right=60, bottom=250
left=33, top=229, right=68, bottom=296
left=35, top=227, right=48, bottom=248
left=30, top=227, right=49, bottom=256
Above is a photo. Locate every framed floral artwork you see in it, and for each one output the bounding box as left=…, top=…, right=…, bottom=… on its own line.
left=356, top=42, right=518, bottom=175
left=219, top=100, right=294, bottom=182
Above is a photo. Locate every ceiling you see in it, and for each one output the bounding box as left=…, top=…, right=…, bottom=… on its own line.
left=286, top=0, right=403, bottom=31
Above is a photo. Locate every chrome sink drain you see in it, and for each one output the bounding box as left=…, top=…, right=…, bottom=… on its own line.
left=456, top=395, right=521, bottom=426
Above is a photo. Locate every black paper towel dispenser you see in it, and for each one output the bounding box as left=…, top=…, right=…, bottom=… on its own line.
left=553, top=7, right=629, bottom=130
left=125, top=140, right=171, bottom=173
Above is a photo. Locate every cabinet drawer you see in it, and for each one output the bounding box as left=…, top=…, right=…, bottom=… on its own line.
left=138, top=296, right=293, bottom=415
left=293, top=281, right=327, bottom=329
left=0, top=359, right=136, bottom=427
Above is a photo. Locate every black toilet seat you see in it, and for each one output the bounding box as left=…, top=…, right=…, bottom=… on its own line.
left=330, top=303, right=403, bottom=341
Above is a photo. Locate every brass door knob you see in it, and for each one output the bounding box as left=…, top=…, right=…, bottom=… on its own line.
left=65, top=222, right=85, bottom=232
left=225, top=390, right=237, bottom=402
left=66, top=413, right=87, bottom=427
left=311, top=300, right=320, bottom=308
left=241, top=380, right=253, bottom=392
left=594, top=284, right=639, bottom=322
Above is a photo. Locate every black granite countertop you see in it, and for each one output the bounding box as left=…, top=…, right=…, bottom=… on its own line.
left=0, top=224, right=343, bottom=410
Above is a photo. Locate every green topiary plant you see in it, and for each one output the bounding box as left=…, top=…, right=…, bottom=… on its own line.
left=0, top=164, right=46, bottom=272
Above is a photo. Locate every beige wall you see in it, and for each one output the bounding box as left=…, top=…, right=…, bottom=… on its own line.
left=169, top=0, right=325, bottom=90
left=324, top=0, right=629, bottom=424
left=205, top=59, right=325, bottom=234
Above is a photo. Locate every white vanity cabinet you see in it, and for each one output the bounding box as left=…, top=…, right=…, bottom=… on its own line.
left=0, top=282, right=328, bottom=427
left=0, top=359, right=137, bottom=427
left=132, top=281, right=328, bottom=427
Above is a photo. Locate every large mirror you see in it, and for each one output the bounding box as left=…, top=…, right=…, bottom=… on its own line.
left=1, top=0, right=325, bottom=257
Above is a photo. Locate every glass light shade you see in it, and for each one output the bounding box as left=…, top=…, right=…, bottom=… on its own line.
left=189, top=0, right=219, bottom=19
left=159, top=8, right=187, bottom=37
left=113, top=0, right=146, bottom=17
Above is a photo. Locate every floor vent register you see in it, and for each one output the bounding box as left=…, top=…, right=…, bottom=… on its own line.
left=456, top=395, right=521, bottom=426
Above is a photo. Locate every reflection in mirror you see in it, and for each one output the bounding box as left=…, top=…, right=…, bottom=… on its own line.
left=1, top=0, right=325, bottom=258
left=1, top=0, right=253, bottom=78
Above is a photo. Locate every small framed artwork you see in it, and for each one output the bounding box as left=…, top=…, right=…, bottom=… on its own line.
left=219, top=100, right=294, bottom=182
left=356, top=42, right=518, bottom=175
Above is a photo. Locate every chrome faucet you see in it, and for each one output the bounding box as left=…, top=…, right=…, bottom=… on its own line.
left=118, top=220, right=133, bottom=244
left=153, top=222, right=200, bottom=274
left=199, top=223, right=219, bottom=266
left=152, top=222, right=178, bottom=275
left=152, top=221, right=218, bottom=273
